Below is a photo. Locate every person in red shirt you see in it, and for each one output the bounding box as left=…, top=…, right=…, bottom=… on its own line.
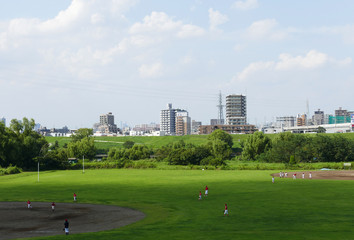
left=198, top=191, right=202, bottom=200
left=73, top=193, right=77, bottom=202
left=27, top=200, right=32, bottom=209
left=204, top=185, right=208, bottom=197
left=51, top=202, right=56, bottom=211
left=224, top=203, right=228, bottom=216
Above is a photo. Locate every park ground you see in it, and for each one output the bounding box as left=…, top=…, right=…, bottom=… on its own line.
left=1, top=169, right=354, bottom=240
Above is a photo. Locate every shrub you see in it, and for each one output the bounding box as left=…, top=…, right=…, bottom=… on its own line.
left=0, top=166, right=22, bottom=176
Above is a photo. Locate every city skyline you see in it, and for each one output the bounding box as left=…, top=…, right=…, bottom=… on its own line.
left=1, top=0, right=354, bottom=129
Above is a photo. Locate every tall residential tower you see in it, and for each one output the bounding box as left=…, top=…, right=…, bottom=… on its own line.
left=225, top=94, right=247, bottom=125
left=160, top=103, right=190, bottom=135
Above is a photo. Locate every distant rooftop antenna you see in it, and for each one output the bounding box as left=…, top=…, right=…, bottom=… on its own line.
left=217, top=91, right=225, bottom=125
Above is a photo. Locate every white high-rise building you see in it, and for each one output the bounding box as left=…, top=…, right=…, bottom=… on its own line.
left=160, top=104, right=176, bottom=135
left=160, top=104, right=190, bottom=135
left=226, top=95, right=247, bottom=125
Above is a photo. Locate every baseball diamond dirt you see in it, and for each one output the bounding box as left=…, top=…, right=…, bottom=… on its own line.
left=272, top=170, right=354, bottom=180
left=0, top=202, right=145, bottom=240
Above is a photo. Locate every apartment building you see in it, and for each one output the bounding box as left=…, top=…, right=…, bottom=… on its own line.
left=225, top=94, right=247, bottom=125
left=160, top=103, right=190, bottom=135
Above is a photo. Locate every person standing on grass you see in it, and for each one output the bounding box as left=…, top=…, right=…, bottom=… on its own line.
left=27, top=200, right=32, bottom=209
left=285, top=172, right=288, bottom=178
left=224, top=204, right=229, bottom=216
left=198, top=191, right=202, bottom=200
left=64, top=219, right=69, bottom=235
left=73, top=193, right=77, bottom=202
left=51, top=202, right=56, bottom=211
left=205, top=185, right=208, bottom=197
left=272, top=176, right=275, bottom=183
left=309, top=172, right=312, bottom=179
left=302, top=173, right=305, bottom=179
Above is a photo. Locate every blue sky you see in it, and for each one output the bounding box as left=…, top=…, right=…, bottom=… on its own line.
left=0, top=0, right=353, bottom=129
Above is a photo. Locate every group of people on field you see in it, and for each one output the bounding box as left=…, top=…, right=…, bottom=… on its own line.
left=26, top=192, right=77, bottom=235
left=272, top=171, right=313, bottom=183
left=198, top=185, right=229, bottom=216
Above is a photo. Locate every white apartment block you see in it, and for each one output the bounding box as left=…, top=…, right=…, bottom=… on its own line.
left=226, top=94, right=247, bottom=125
left=160, top=103, right=191, bottom=135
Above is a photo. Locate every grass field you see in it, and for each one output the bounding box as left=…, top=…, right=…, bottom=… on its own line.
left=1, top=169, right=354, bottom=239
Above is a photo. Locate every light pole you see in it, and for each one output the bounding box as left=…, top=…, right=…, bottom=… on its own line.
left=37, top=145, right=50, bottom=183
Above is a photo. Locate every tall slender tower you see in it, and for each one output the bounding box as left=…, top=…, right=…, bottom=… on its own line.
left=217, top=91, right=225, bottom=125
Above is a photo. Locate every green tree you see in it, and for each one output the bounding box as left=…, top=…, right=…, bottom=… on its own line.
left=209, top=139, right=232, bottom=163
left=67, top=137, right=96, bottom=160
left=71, top=128, right=93, bottom=142
left=241, top=131, right=272, bottom=161
left=123, top=140, right=135, bottom=149
left=316, top=127, right=326, bottom=133
left=207, top=129, right=233, bottom=148
left=311, top=135, right=334, bottom=162
left=0, top=118, right=48, bottom=169
left=331, top=135, right=354, bottom=162
left=268, top=132, right=308, bottom=163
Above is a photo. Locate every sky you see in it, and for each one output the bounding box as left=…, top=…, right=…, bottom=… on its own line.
left=1, top=0, right=354, bottom=129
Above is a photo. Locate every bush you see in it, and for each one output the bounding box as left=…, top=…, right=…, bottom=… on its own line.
left=0, top=166, right=22, bottom=176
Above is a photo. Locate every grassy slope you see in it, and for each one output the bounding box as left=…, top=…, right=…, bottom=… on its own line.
left=46, top=133, right=354, bottom=150
left=1, top=169, right=354, bottom=240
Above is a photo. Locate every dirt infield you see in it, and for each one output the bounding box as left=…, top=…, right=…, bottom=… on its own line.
left=272, top=170, right=354, bottom=180
left=0, top=202, right=145, bottom=240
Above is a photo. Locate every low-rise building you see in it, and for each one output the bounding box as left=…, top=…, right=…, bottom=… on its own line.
left=199, top=124, right=257, bottom=135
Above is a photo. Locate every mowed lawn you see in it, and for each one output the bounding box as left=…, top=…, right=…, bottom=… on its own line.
left=1, top=170, right=354, bottom=240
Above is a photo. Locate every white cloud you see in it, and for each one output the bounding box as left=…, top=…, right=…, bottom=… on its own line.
left=38, top=0, right=87, bottom=32
left=234, top=50, right=351, bottom=81
left=139, top=63, right=163, bottom=78
left=237, top=61, right=274, bottom=81
left=130, top=11, right=205, bottom=38
left=177, top=24, right=205, bottom=38
left=275, top=50, right=328, bottom=70
left=2, top=0, right=137, bottom=39
left=232, top=0, right=259, bottom=10
left=245, top=19, right=288, bottom=41
left=0, top=0, right=140, bottom=78
left=208, top=8, right=228, bottom=31
left=130, top=12, right=181, bottom=34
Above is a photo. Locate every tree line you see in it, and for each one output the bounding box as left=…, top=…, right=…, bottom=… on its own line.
left=241, top=131, right=354, bottom=163
left=1, top=118, right=353, bottom=170
left=0, top=119, right=96, bottom=170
